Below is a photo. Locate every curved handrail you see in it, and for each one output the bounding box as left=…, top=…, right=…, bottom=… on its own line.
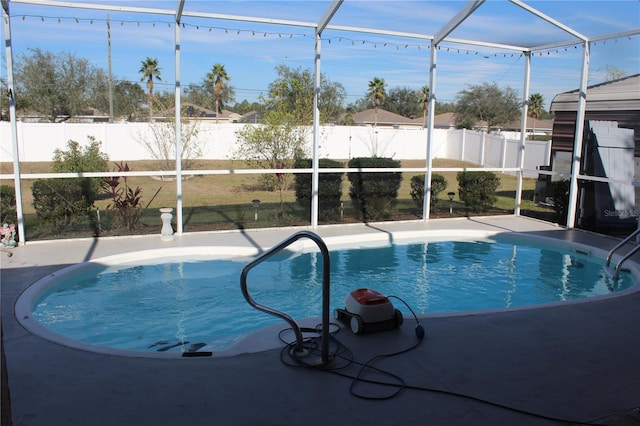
left=609, top=244, right=640, bottom=280
left=240, top=230, right=331, bottom=364
left=605, top=228, right=640, bottom=280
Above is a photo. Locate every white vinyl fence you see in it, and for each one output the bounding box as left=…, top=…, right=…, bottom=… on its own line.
left=0, top=122, right=551, bottom=177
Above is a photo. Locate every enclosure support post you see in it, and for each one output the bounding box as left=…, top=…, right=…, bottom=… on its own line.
left=566, top=41, right=590, bottom=229
left=422, top=39, right=437, bottom=221
left=311, top=32, right=321, bottom=228
left=174, top=5, right=184, bottom=235
left=2, top=2, right=26, bottom=245
left=514, top=51, right=531, bottom=216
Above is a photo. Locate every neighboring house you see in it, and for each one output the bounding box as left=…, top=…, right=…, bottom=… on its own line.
left=549, top=74, right=640, bottom=232
left=164, top=102, right=243, bottom=123
left=433, top=112, right=458, bottom=129
left=239, top=110, right=261, bottom=124
left=69, top=107, right=111, bottom=123
left=350, top=108, right=417, bottom=128
left=500, top=116, right=553, bottom=135
left=406, top=111, right=551, bottom=133
left=407, top=112, right=458, bottom=129
left=17, top=107, right=110, bottom=123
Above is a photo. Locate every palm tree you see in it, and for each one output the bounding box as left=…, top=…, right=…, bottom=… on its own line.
left=419, top=85, right=430, bottom=128
left=206, top=63, right=231, bottom=123
left=139, top=57, right=162, bottom=122
left=528, top=93, right=544, bottom=138
left=367, top=77, right=386, bottom=127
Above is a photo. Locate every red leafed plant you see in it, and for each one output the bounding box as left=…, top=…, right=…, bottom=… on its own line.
left=104, top=161, right=143, bottom=231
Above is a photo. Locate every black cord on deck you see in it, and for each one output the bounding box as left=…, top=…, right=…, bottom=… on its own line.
left=277, top=320, right=604, bottom=425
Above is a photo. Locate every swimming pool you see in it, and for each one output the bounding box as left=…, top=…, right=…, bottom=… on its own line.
left=17, top=231, right=637, bottom=357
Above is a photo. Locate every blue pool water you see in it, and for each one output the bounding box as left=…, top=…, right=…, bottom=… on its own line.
left=29, top=236, right=635, bottom=353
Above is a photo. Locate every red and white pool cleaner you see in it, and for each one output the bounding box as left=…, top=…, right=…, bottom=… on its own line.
left=334, top=288, right=403, bottom=334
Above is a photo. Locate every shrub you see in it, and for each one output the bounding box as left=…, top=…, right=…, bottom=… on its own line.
left=32, top=178, right=98, bottom=231
left=0, top=185, right=16, bottom=224
left=456, top=171, right=500, bottom=213
left=550, top=179, right=570, bottom=225
left=347, top=157, right=402, bottom=220
left=410, top=174, right=448, bottom=212
left=31, top=138, right=108, bottom=233
left=103, top=162, right=144, bottom=231
left=52, top=137, right=109, bottom=197
left=294, top=158, right=344, bottom=222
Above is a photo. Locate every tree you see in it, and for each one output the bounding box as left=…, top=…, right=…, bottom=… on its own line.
left=367, top=77, right=387, bottom=127
left=153, top=91, right=175, bottom=112
left=604, top=65, right=626, bottom=82
left=135, top=118, right=202, bottom=170
left=266, top=64, right=345, bottom=125
left=112, top=80, right=146, bottom=121
left=317, top=76, right=347, bottom=124
left=233, top=99, right=265, bottom=117
left=385, top=87, right=421, bottom=118
left=139, top=57, right=162, bottom=122
left=419, top=85, right=430, bottom=127
left=185, top=80, right=235, bottom=113
left=184, top=83, right=210, bottom=109
left=14, top=49, right=99, bottom=122
left=454, top=82, right=520, bottom=132
left=205, top=63, right=231, bottom=123
left=90, top=71, right=146, bottom=121
left=528, top=93, right=545, bottom=137
left=528, top=93, right=544, bottom=119
left=0, top=77, right=7, bottom=121
left=345, top=97, right=374, bottom=114
left=233, top=105, right=308, bottom=217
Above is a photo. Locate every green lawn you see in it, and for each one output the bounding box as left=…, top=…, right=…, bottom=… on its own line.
left=1, top=158, right=556, bottom=240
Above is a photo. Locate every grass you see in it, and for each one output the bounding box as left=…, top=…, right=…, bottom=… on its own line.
left=1, top=158, right=556, bottom=239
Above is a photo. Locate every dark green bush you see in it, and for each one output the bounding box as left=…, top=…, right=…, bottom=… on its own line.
left=410, top=174, right=448, bottom=212
left=347, top=157, right=402, bottom=220
left=550, top=179, right=570, bottom=225
left=456, top=171, right=500, bottom=213
left=294, top=158, right=344, bottom=222
left=32, top=178, right=98, bottom=231
left=31, top=137, right=108, bottom=233
left=0, top=185, right=16, bottom=224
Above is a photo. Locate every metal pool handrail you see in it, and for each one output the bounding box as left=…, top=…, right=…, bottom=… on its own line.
left=240, top=230, right=331, bottom=364
left=605, top=228, right=640, bottom=280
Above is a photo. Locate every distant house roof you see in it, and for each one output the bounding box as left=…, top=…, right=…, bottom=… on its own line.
left=427, top=112, right=489, bottom=130
left=165, top=102, right=242, bottom=122
left=433, top=112, right=456, bottom=128
left=416, top=112, right=550, bottom=131
left=502, top=116, right=553, bottom=131
left=351, top=108, right=415, bottom=126
left=240, top=110, right=261, bottom=123
left=550, top=74, right=640, bottom=112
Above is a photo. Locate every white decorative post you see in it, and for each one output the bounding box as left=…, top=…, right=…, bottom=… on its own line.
left=160, top=208, right=174, bottom=241
left=252, top=199, right=260, bottom=221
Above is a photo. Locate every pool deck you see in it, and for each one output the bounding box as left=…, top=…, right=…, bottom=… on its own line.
left=2, top=216, right=640, bottom=425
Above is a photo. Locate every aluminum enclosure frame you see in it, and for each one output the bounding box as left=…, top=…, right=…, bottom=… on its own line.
left=3, top=0, right=640, bottom=241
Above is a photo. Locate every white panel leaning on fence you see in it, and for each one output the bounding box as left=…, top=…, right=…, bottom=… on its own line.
left=0, top=122, right=551, bottom=176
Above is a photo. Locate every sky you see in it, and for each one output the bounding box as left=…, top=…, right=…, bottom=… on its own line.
left=2, top=0, right=639, bottom=112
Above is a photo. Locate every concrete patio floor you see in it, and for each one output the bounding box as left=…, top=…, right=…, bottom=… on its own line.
left=2, top=216, right=640, bottom=425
